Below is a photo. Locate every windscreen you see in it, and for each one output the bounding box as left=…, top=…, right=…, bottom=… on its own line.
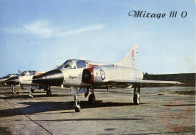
left=58, top=60, right=76, bottom=69
left=76, top=60, right=86, bottom=68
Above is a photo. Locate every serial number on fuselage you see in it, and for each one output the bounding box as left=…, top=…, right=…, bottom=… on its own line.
left=69, top=75, right=77, bottom=79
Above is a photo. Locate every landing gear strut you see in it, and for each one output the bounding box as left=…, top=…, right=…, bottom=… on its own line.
left=133, top=83, right=140, bottom=105
left=28, top=86, right=33, bottom=98
left=11, top=85, right=16, bottom=95
left=72, top=87, right=81, bottom=112
left=45, top=86, right=52, bottom=96
left=74, top=96, right=81, bottom=112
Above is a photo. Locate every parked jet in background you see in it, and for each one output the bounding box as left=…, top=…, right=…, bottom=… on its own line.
left=0, top=74, right=19, bottom=84
left=33, top=45, right=181, bottom=112
left=5, top=70, right=47, bottom=97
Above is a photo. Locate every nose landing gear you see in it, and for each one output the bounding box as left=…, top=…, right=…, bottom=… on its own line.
left=74, top=96, right=81, bottom=112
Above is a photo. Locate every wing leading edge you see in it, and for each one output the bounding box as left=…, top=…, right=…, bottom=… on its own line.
left=108, top=80, right=182, bottom=84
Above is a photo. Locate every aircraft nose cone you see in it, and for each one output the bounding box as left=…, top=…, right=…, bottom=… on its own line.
left=5, top=76, right=19, bottom=85
left=33, top=70, right=64, bottom=86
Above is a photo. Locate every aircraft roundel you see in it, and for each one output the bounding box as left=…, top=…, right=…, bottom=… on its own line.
left=100, top=69, right=105, bottom=80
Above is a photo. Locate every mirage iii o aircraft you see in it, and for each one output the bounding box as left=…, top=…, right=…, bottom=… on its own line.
left=33, top=45, right=181, bottom=112
left=5, top=70, right=47, bottom=97
left=0, top=74, right=19, bottom=84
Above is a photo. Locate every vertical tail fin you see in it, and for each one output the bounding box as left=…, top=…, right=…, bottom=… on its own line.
left=114, top=45, right=138, bottom=68
left=18, top=70, right=23, bottom=74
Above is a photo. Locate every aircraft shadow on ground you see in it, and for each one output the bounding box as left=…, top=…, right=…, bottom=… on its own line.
left=0, top=100, right=145, bottom=117
left=35, top=117, right=143, bottom=122
left=80, top=100, right=144, bottom=108
left=0, top=92, right=14, bottom=94
left=0, top=94, right=71, bottom=99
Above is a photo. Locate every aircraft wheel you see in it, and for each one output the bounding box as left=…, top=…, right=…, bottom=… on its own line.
left=75, top=100, right=81, bottom=112
left=31, top=89, right=34, bottom=93
left=46, top=90, right=52, bottom=96
left=88, top=94, right=96, bottom=104
left=75, top=106, right=81, bottom=112
left=20, top=85, right=24, bottom=89
left=133, top=93, right=140, bottom=105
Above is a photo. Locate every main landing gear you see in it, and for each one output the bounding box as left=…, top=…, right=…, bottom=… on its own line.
left=44, top=86, right=52, bottom=96
left=31, top=88, right=34, bottom=93
left=133, top=83, right=140, bottom=105
left=88, top=88, right=96, bottom=104
left=88, top=93, right=96, bottom=104
left=73, top=84, right=140, bottom=112
left=73, top=87, right=96, bottom=112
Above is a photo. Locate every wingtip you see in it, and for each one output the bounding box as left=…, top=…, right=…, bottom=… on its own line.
left=176, top=82, right=183, bottom=85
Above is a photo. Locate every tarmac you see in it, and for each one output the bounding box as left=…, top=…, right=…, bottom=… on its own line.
left=0, top=86, right=195, bottom=135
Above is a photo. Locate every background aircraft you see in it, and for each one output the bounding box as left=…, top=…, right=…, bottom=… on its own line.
left=5, top=70, right=47, bottom=97
left=33, top=45, right=181, bottom=112
left=0, top=74, right=19, bottom=84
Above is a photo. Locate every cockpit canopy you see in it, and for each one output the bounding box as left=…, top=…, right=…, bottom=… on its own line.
left=20, top=71, right=36, bottom=76
left=57, top=59, right=86, bottom=70
left=3, top=74, right=18, bottom=78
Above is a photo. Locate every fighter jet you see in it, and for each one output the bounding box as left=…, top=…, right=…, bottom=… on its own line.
left=18, top=70, right=46, bottom=94
left=0, top=74, right=19, bottom=86
left=6, top=70, right=47, bottom=97
left=0, top=74, right=18, bottom=83
left=33, top=45, right=181, bottom=112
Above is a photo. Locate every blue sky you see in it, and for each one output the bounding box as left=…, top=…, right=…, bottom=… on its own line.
left=0, top=0, right=195, bottom=76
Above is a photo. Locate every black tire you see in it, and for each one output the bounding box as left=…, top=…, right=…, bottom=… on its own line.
left=88, top=94, right=96, bottom=104
left=133, top=94, right=140, bottom=105
left=31, top=89, right=34, bottom=93
left=75, top=107, right=81, bottom=112
left=20, top=85, right=24, bottom=89
left=46, top=90, right=52, bottom=96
